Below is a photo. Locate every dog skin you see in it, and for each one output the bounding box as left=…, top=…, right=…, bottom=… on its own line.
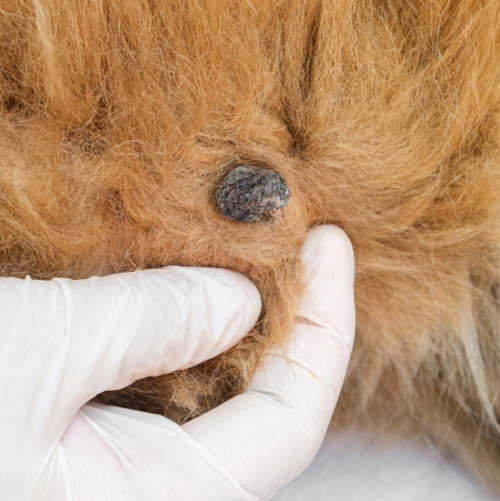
left=0, top=0, right=499, bottom=494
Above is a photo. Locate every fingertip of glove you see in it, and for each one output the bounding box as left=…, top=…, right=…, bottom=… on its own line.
left=233, top=273, right=263, bottom=316
left=301, top=225, right=354, bottom=265
left=197, top=267, right=262, bottom=318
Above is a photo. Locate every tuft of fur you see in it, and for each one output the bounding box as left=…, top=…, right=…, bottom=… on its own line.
left=1, top=0, right=499, bottom=494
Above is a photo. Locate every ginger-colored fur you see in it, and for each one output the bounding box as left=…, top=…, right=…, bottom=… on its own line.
left=1, top=0, right=499, bottom=493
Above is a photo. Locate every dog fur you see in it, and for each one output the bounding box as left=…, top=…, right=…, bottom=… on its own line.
left=1, top=0, right=499, bottom=494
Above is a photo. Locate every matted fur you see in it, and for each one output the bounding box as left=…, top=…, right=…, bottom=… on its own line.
left=1, top=0, right=499, bottom=494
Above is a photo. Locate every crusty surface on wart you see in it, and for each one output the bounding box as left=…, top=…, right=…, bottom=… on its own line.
left=216, top=166, right=290, bottom=222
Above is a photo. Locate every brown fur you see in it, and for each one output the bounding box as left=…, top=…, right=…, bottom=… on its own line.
left=1, top=0, right=499, bottom=494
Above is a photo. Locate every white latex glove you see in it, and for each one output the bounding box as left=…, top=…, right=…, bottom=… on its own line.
left=0, top=225, right=355, bottom=501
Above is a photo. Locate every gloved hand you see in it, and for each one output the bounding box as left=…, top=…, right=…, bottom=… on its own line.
left=0, top=225, right=355, bottom=501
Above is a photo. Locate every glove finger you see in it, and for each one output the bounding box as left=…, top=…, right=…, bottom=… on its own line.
left=62, top=266, right=261, bottom=399
left=0, top=266, right=261, bottom=417
left=183, top=225, right=355, bottom=500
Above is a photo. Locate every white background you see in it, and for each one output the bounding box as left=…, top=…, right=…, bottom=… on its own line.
left=272, top=430, right=497, bottom=501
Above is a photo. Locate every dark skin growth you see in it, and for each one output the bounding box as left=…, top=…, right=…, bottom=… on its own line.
left=215, top=165, right=290, bottom=222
